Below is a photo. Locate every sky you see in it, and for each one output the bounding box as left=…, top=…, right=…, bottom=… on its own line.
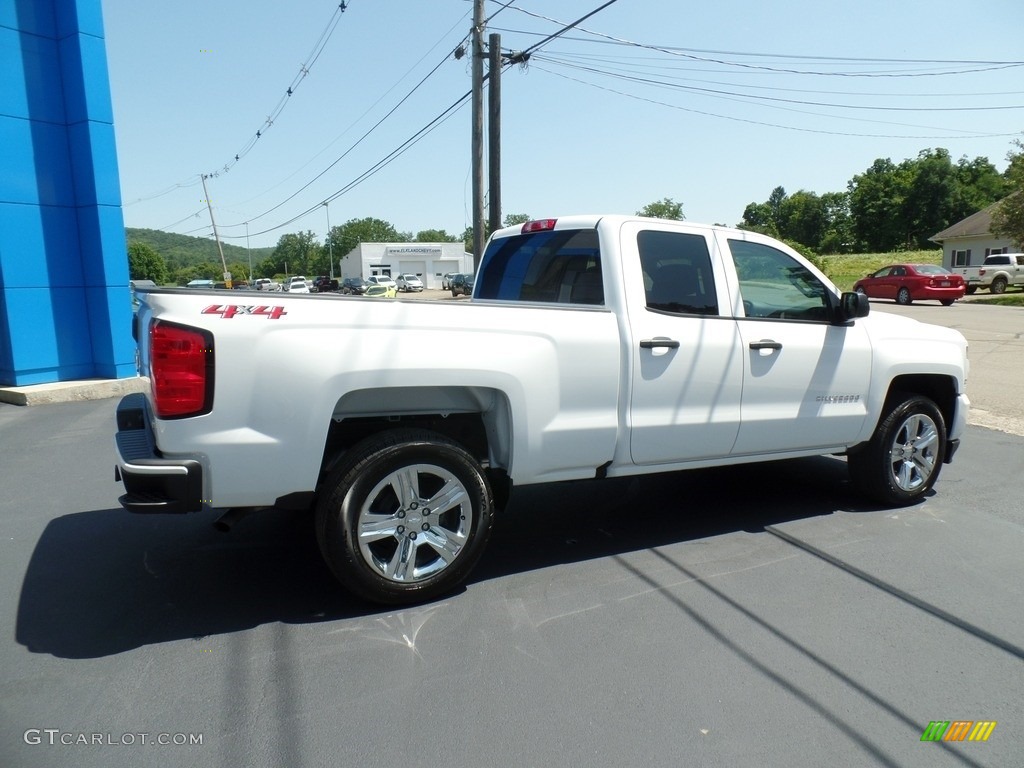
left=100, top=0, right=1024, bottom=250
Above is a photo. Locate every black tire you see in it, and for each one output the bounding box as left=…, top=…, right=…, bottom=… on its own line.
left=848, top=394, right=946, bottom=506
left=940, top=299, right=955, bottom=306
left=451, top=289, right=458, bottom=297
left=990, top=277, right=1007, bottom=295
left=965, top=286, right=977, bottom=295
left=896, top=287, right=912, bottom=305
left=315, top=429, right=494, bottom=604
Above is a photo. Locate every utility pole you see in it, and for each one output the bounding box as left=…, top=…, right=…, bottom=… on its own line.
left=471, top=0, right=485, bottom=267
left=245, top=221, right=252, bottom=282
left=200, top=173, right=230, bottom=286
left=488, top=33, right=501, bottom=236
left=324, top=202, right=334, bottom=280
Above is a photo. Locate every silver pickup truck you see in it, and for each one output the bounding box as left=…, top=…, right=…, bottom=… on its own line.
left=956, top=253, right=1024, bottom=294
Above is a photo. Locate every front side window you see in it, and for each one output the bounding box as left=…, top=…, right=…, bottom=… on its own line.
left=476, top=229, right=603, bottom=305
left=637, top=230, right=718, bottom=316
left=729, top=239, right=830, bottom=321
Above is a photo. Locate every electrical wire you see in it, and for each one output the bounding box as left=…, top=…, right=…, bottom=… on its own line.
left=127, top=1, right=352, bottom=207
left=531, top=54, right=1024, bottom=113
left=530, top=62, right=1022, bottom=140
left=500, top=8, right=1024, bottom=77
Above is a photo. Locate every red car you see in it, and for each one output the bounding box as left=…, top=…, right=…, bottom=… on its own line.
left=854, top=264, right=965, bottom=306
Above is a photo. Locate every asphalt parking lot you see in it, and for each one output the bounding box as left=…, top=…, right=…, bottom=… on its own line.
left=2, top=399, right=1023, bottom=767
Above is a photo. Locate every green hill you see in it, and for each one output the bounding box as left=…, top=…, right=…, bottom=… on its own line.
left=126, top=228, right=275, bottom=270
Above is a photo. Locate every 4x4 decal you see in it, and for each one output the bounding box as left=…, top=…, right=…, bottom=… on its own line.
left=202, top=305, right=287, bottom=319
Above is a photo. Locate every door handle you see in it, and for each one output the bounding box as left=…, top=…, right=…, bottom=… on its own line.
left=749, top=339, right=782, bottom=351
left=640, top=338, right=680, bottom=349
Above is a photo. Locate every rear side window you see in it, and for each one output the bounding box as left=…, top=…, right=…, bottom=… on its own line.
left=637, top=230, right=719, bottom=316
left=475, top=229, right=604, bottom=305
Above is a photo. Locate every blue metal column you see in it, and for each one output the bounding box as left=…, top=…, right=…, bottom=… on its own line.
left=0, top=0, right=135, bottom=386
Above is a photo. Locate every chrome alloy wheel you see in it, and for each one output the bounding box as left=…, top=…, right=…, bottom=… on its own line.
left=887, top=412, right=939, bottom=492
left=357, top=464, right=472, bottom=583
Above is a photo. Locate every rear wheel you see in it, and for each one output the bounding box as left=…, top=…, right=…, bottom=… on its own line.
left=896, top=287, right=912, bottom=305
left=940, top=299, right=955, bottom=306
left=990, top=277, right=1008, bottom=294
left=315, top=429, right=494, bottom=604
left=965, top=286, right=977, bottom=295
left=848, top=394, right=946, bottom=506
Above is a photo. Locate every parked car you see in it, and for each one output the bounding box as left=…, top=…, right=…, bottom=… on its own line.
left=367, top=275, right=397, bottom=290
left=253, top=278, right=282, bottom=292
left=312, top=276, right=339, bottom=293
left=442, top=272, right=456, bottom=290
left=395, top=273, right=424, bottom=292
left=340, top=277, right=369, bottom=295
left=364, top=284, right=397, bottom=298
left=450, top=273, right=474, bottom=297
left=185, top=279, right=216, bottom=289
left=854, top=264, right=965, bottom=306
left=285, top=276, right=310, bottom=294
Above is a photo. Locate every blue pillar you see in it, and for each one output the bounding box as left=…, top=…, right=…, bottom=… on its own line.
left=0, top=0, right=135, bottom=386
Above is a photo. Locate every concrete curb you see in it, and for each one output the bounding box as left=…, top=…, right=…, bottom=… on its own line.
left=0, top=377, right=149, bottom=406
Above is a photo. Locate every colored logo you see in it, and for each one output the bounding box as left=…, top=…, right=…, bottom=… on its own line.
left=921, top=721, right=996, bottom=742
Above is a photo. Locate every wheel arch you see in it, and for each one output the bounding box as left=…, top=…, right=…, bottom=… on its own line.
left=318, top=385, right=514, bottom=506
left=884, top=374, right=958, bottom=431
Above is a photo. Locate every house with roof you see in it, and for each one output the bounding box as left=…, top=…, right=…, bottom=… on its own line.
left=930, top=196, right=1018, bottom=269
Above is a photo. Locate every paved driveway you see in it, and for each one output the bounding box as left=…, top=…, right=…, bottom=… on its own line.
left=1, top=398, right=1022, bottom=768
left=871, top=301, right=1024, bottom=435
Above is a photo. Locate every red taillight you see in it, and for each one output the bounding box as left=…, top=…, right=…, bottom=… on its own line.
left=521, top=218, right=557, bottom=233
left=150, top=321, right=214, bottom=418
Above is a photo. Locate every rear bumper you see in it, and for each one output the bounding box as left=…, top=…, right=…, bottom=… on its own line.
left=914, top=286, right=966, bottom=301
left=114, top=393, right=204, bottom=513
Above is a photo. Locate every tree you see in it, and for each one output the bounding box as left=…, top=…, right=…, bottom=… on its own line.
left=778, top=190, right=826, bottom=250
left=226, top=261, right=250, bottom=283
left=269, top=231, right=322, bottom=277
left=991, top=140, right=1024, bottom=250
left=172, top=261, right=221, bottom=285
left=326, top=217, right=406, bottom=259
left=818, top=192, right=854, bottom=254
left=637, top=198, right=685, bottom=220
left=127, top=241, right=169, bottom=284
left=740, top=201, right=778, bottom=236
left=414, top=229, right=458, bottom=242
left=503, top=213, right=531, bottom=227
left=848, top=158, right=911, bottom=251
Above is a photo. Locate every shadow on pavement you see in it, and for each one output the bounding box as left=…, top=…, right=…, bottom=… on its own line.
left=17, top=455, right=885, bottom=659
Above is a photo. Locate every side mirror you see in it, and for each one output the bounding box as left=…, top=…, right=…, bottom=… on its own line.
left=837, top=291, right=870, bottom=322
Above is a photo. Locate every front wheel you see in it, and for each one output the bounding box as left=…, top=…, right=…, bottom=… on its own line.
left=315, top=429, right=494, bottom=604
left=896, top=287, right=912, bottom=305
left=848, top=394, right=946, bottom=506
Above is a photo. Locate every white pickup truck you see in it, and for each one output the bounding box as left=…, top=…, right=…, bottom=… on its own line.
left=956, top=253, right=1024, bottom=294
left=116, top=215, right=969, bottom=604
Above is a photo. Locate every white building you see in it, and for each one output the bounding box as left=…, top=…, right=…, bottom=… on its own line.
left=339, top=243, right=474, bottom=289
left=931, top=197, right=1018, bottom=269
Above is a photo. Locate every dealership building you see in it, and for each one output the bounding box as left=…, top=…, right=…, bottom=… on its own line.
left=340, top=243, right=474, bottom=289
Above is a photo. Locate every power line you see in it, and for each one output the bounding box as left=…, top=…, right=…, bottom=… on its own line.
left=222, top=89, right=473, bottom=239
left=501, top=8, right=1024, bottom=77
left=530, top=63, right=1022, bottom=141
left=532, top=55, right=1024, bottom=113
left=128, top=1, right=352, bottom=206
